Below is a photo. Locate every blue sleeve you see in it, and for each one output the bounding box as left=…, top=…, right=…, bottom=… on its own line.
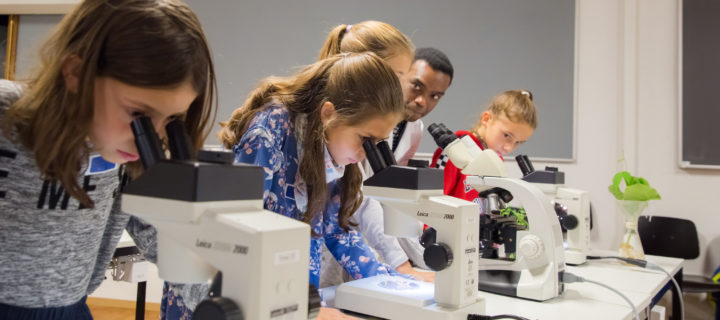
left=233, top=125, right=283, bottom=195
left=323, top=183, right=410, bottom=280
left=232, top=109, right=292, bottom=213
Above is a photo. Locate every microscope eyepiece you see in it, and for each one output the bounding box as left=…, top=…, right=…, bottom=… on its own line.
left=131, top=116, right=165, bottom=169
left=428, top=123, right=457, bottom=149
left=516, top=154, right=535, bottom=176
left=376, top=140, right=397, bottom=166
left=166, top=120, right=195, bottom=161
left=362, top=138, right=387, bottom=173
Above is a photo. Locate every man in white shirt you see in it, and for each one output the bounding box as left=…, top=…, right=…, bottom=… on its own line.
left=388, top=47, right=454, bottom=167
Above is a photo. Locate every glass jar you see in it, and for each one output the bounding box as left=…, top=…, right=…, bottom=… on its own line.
left=617, top=200, right=648, bottom=259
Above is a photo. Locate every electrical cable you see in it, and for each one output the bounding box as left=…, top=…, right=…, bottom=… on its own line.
left=586, top=255, right=647, bottom=267
left=646, top=261, right=685, bottom=320
left=562, top=272, right=640, bottom=320
left=587, top=255, right=684, bottom=320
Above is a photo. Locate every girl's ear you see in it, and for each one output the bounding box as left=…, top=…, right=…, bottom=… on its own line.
left=61, top=54, right=83, bottom=93
left=320, top=101, right=336, bottom=126
left=481, top=111, right=493, bottom=127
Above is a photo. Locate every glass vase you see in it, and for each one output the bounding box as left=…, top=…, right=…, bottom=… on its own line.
left=617, top=200, right=648, bottom=259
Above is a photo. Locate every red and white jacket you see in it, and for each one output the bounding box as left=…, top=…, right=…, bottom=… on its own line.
left=430, top=130, right=504, bottom=203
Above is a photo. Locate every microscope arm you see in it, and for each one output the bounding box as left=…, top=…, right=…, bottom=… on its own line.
left=466, top=176, right=564, bottom=269
left=427, top=123, right=508, bottom=181
left=365, top=184, right=480, bottom=309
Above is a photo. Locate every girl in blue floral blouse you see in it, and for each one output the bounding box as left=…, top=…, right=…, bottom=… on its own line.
left=161, top=52, right=408, bottom=319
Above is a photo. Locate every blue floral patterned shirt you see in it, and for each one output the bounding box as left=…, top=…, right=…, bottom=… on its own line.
left=233, top=104, right=400, bottom=288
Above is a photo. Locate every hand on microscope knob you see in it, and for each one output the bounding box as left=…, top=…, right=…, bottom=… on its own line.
left=519, top=234, right=544, bottom=260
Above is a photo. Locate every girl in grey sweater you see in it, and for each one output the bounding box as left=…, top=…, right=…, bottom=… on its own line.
left=0, top=0, right=217, bottom=318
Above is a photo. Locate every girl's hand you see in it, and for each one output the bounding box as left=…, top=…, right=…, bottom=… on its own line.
left=410, top=269, right=435, bottom=283
left=395, top=260, right=435, bottom=283
left=316, top=307, right=362, bottom=320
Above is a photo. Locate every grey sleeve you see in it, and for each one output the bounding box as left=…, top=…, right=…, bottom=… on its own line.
left=125, top=214, right=158, bottom=264
left=351, top=198, right=409, bottom=268
left=0, top=80, right=24, bottom=107
left=87, top=197, right=132, bottom=294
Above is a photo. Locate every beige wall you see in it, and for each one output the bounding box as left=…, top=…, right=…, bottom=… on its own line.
left=513, top=0, right=720, bottom=276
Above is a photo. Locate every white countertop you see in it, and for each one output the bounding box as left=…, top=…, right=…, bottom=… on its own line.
left=324, top=250, right=683, bottom=320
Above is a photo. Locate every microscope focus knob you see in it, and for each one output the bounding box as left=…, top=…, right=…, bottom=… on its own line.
left=419, top=227, right=437, bottom=248
left=424, top=242, right=453, bottom=271
left=193, top=297, right=243, bottom=320
left=560, top=214, right=579, bottom=230
left=519, top=234, right=544, bottom=260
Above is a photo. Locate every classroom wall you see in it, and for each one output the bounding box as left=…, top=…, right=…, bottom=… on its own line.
left=521, top=0, right=719, bottom=276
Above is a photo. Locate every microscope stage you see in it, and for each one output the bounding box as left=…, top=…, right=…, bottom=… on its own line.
left=335, top=275, right=485, bottom=320
left=337, top=275, right=435, bottom=307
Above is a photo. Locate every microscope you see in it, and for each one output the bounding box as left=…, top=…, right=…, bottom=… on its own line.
left=121, top=117, right=311, bottom=320
left=516, top=155, right=591, bottom=265
left=429, top=123, right=565, bottom=301
left=333, top=139, right=485, bottom=320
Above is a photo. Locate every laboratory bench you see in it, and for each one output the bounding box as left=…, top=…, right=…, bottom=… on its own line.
left=323, top=249, right=683, bottom=320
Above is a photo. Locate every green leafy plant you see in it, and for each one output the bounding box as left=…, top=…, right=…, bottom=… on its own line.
left=499, top=206, right=528, bottom=228
left=608, top=171, right=661, bottom=201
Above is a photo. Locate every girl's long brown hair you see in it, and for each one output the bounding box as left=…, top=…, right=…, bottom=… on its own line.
left=2, top=0, right=217, bottom=208
left=218, top=52, right=403, bottom=231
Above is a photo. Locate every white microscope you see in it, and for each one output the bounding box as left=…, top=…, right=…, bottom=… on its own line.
left=333, top=139, right=485, bottom=320
left=428, top=123, right=565, bottom=301
left=121, top=117, right=311, bottom=320
left=516, top=155, right=591, bottom=265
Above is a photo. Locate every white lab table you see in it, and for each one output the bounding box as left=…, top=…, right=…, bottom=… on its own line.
left=324, top=250, right=683, bottom=320
left=479, top=251, right=682, bottom=320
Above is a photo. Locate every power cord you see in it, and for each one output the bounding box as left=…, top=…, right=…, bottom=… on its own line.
left=467, top=314, right=531, bottom=320
left=587, top=255, right=684, bottom=320
left=562, top=272, right=640, bottom=320
left=586, top=255, right=647, bottom=268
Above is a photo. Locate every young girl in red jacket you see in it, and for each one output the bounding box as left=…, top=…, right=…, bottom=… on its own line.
left=431, top=89, right=537, bottom=203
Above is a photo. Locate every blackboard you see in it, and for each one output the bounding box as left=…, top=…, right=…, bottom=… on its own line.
left=15, top=1, right=577, bottom=160
left=185, top=0, right=576, bottom=160
left=680, top=0, right=720, bottom=168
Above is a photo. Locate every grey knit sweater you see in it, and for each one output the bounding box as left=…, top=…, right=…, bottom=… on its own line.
left=0, top=80, right=157, bottom=308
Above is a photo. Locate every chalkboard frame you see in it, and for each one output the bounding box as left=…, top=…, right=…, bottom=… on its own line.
left=678, top=0, right=720, bottom=169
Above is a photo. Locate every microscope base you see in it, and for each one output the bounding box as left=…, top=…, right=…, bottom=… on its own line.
left=565, top=250, right=588, bottom=265
left=335, top=276, right=485, bottom=320
left=477, top=266, right=563, bottom=301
